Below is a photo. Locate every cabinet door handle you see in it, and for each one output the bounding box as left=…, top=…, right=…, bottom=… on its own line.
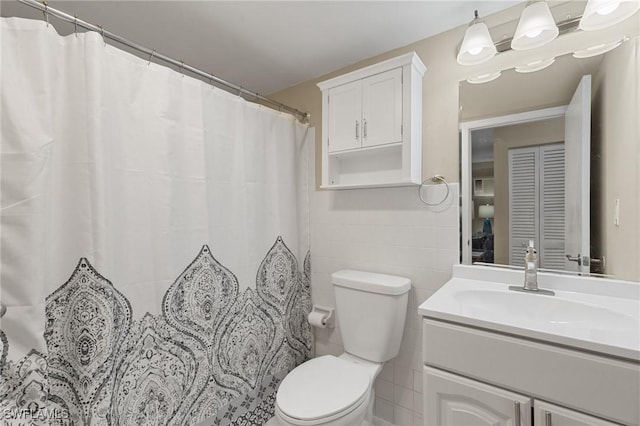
left=514, top=401, right=521, bottom=426
left=545, top=411, right=552, bottom=426
left=355, top=120, right=359, bottom=139
left=363, top=118, right=367, bottom=139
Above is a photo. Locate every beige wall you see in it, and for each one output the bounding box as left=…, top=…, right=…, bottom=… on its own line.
left=269, top=24, right=463, bottom=188
left=267, top=3, right=640, bottom=422
left=492, top=118, right=565, bottom=265
left=269, top=4, right=639, bottom=281
left=592, top=38, right=640, bottom=281
left=270, top=2, right=637, bottom=189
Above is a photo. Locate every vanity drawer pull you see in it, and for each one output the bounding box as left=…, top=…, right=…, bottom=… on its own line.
left=545, top=410, right=552, bottom=426
left=514, top=401, right=521, bottom=426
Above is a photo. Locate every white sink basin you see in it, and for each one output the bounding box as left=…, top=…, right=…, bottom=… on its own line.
left=419, top=266, right=640, bottom=361
left=454, top=289, right=637, bottom=330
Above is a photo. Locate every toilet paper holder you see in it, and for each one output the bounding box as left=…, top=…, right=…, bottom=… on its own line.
left=308, top=305, right=335, bottom=328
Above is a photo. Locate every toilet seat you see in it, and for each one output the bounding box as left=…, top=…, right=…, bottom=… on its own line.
left=276, top=355, right=371, bottom=425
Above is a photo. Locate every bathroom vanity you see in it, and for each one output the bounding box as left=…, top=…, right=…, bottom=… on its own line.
left=419, top=265, right=640, bottom=426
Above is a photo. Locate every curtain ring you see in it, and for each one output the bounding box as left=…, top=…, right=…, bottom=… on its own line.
left=99, top=25, right=106, bottom=47
left=148, top=49, right=156, bottom=66
left=74, top=15, right=78, bottom=37
left=179, top=60, right=184, bottom=77
left=43, top=2, right=49, bottom=27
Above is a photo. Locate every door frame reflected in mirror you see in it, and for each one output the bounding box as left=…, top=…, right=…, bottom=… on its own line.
left=460, top=105, right=568, bottom=266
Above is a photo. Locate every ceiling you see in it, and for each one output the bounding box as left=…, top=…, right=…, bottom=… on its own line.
left=0, top=1, right=523, bottom=95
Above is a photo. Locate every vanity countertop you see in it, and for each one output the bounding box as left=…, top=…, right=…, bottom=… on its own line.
left=419, top=265, right=640, bottom=361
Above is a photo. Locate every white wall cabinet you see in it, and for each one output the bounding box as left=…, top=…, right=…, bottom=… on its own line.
left=318, top=52, right=426, bottom=189
left=326, top=79, right=362, bottom=153
left=360, top=67, right=403, bottom=148
left=424, top=366, right=532, bottom=426
left=326, top=68, right=402, bottom=153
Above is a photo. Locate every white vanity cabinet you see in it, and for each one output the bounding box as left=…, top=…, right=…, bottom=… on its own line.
left=422, top=319, right=638, bottom=426
left=425, top=366, right=532, bottom=426
left=425, top=363, right=621, bottom=426
left=317, top=52, right=426, bottom=189
left=534, top=401, right=620, bottom=426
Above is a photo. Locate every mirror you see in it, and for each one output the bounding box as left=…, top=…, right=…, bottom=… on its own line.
left=459, top=36, right=639, bottom=282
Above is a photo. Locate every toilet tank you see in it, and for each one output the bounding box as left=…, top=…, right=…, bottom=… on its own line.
left=332, top=270, right=411, bottom=363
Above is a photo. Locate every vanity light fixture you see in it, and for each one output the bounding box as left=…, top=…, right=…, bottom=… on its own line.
left=515, top=57, right=556, bottom=73
left=457, top=10, right=497, bottom=66
left=573, top=37, right=629, bottom=58
left=511, top=0, right=559, bottom=51
left=579, top=0, right=640, bottom=31
left=467, top=71, right=502, bottom=84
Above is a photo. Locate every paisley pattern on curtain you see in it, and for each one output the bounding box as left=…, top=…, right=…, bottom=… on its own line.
left=0, top=238, right=312, bottom=425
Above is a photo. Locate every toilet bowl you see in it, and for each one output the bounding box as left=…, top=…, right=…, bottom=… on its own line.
left=273, top=270, right=411, bottom=426
left=274, top=354, right=381, bottom=426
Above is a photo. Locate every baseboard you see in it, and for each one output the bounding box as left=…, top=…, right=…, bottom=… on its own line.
left=372, top=416, right=395, bottom=426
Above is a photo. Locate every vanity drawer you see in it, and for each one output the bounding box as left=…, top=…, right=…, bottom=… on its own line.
left=423, top=318, right=640, bottom=426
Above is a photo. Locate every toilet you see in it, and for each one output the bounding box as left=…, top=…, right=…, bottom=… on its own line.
left=273, top=270, right=411, bottom=426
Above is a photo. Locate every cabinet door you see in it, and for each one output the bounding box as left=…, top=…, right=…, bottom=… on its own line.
left=361, top=67, right=403, bottom=148
left=327, top=80, right=362, bottom=153
left=424, top=366, right=532, bottom=426
left=534, top=401, right=620, bottom=426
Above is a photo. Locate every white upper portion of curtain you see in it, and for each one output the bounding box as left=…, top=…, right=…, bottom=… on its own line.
left=0, top=17, right=311, bottom=360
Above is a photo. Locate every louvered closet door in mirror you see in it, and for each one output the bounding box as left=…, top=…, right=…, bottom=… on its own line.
left=509, top=146, right=539, bottom=267
left=509, top=143, right=566, bottom=269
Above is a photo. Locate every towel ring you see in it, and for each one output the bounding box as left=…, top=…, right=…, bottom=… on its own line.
left=418, top=175, right=450, bottom=206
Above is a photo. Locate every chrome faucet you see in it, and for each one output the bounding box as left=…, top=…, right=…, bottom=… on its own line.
left=523, top=241, right=538, bottom=291
left=509, top=240, right=555, bottom=296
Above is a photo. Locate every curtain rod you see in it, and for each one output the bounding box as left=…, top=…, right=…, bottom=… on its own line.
left=16, top=0, right=310, bottom=123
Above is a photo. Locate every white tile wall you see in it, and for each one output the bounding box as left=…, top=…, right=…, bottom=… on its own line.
left=308, top=162, right=460, bottom=425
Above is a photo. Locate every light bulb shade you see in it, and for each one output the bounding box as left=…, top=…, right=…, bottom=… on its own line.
left=515, top=57, right=556, bottom=73
left=511, top=1, right=559, bottom=51
left=467, top=71, right=502, bottom=84
left=479, top=204, right=494, bottom=218
left=457, top=21, right=497, bottom=65
left=579, top=0, right=640, bottom=31
left=573, top=38, right=626, bottom=58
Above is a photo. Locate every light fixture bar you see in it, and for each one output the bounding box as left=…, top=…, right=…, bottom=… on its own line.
left=495, top=15, right=582, bottom=53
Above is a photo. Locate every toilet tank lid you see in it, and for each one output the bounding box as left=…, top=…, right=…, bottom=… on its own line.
left=332, top=270, right=411, bottom=295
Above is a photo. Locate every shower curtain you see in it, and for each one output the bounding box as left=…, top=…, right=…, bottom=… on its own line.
left=0, top=17, right=312, bottom=426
